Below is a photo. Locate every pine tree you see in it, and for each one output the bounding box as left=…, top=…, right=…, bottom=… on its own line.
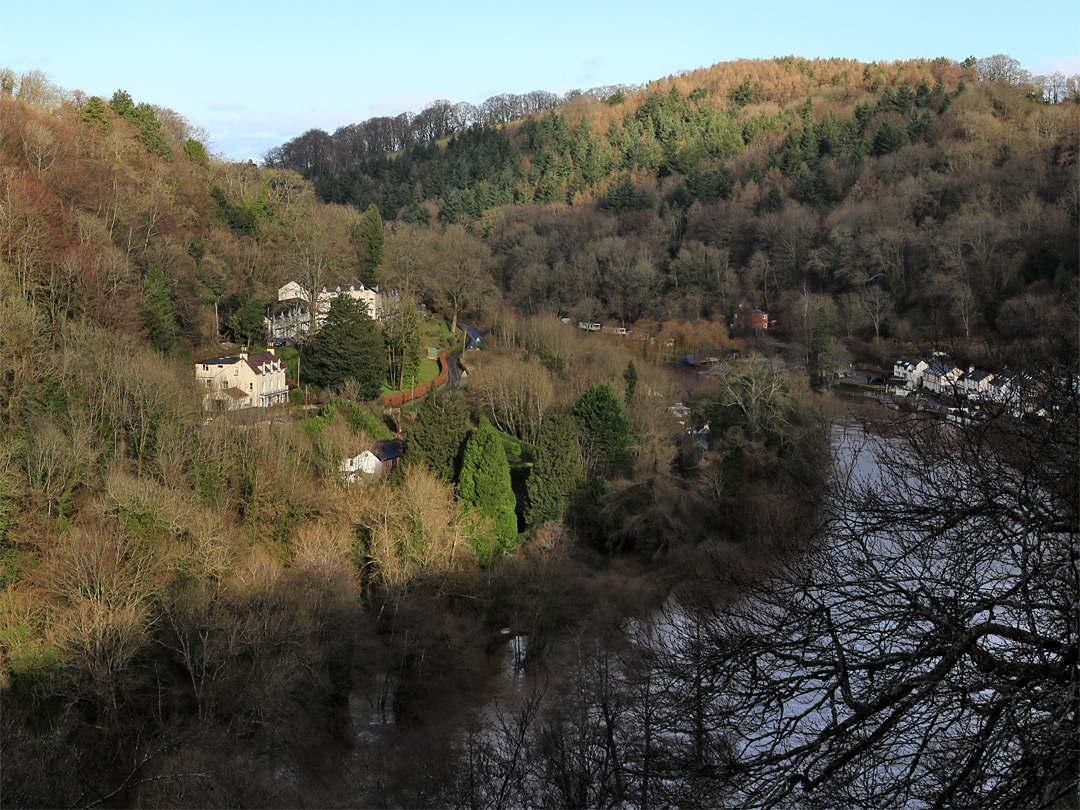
left=729, top=76, right=755, bottom=108
left=623, top=360, right=638, bottom=405
left=143, top=260, right=178, bottom=353
left=807, top=305, right=835, bottom=386
left=525, top=408, right=582, bottom=526
left=353, top=203, right=384, bottom=285
left=403, top=389, right=468, bottom=481
left=458, top=419, right=517, bottom=562
left=757, top=184, right=785, bottom=214
left=82, top=96, right=109, bottom=132
left=108, top=89, right=135, bottom=118
left=871, top=119, right=909, bottom=156
left=302, top=296, right=387, bottom=398
left=183, top=138, right=209, bottom=164
left=573, top=382, right=634, bottom=473
left=131, top=103, right=171, bottom=159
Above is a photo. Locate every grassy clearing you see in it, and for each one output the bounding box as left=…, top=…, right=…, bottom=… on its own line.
left=380, top=357, right=442, bottom=396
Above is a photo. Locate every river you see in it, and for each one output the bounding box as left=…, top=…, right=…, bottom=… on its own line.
left=293, top=392, right=902, bottom=803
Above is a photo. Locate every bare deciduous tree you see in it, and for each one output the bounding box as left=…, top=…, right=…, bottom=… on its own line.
left=670, top=378, right=1078, bottom=808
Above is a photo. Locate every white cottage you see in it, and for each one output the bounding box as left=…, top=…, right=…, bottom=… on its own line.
left=341, top=439, right=404, bottom=482
left=957, top=369, right=995, bottom=399
left=265, top=278, right=397, bottom=340
left=892, top=357, right=928, bottom=390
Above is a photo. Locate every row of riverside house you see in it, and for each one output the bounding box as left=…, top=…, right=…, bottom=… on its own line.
left=891, top=356, right=1044, bottom=417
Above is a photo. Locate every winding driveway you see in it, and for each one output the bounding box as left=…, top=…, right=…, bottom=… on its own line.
left=444, top=322, right=482, bottom=391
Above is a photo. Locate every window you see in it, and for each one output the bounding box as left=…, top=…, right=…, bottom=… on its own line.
left=249, top=383, right=253, bottom=391
left=202, top=364, right=209, bottom=371
left=234, top=368, right=238, bottom=376
left=205, top=380, right=212, bottom=389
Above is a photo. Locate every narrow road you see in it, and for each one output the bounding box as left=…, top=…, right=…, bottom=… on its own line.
left=444, top=322, right=482, bottom=391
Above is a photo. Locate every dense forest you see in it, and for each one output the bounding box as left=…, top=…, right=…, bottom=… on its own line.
left=0, top=56, right=1077, bottom=808
left=264, top=56, right=1079, bottom=362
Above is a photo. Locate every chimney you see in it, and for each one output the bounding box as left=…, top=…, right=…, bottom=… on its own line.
left=240, top=347, right=248, bottom=361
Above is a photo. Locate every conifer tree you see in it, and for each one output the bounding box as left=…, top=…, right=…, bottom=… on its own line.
left=403, top=389, right=468, bottom=481
left=525, top=408, right=582, bottom=527
left=623, top=360, right=638, bottom=405
left=143, top=260, right=178, bottom=353
left=302, top=296, right=387, bottom=398
left=183, top=138, right=209, bottom=164
left=458, top=418, right=517, bottom=561
left=807, top=305, right=835, bottom=386
left=131, top=103, right=171, bottom=159
left=573, top=382, right=634, bottom=473
left=353, top=203, right=384, bottom=285
left=82, top=96, right=108, bottom=132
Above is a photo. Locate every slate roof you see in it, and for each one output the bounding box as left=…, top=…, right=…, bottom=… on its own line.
left=895, top=356, right=925, bottom=371
left=925, top=361, right=956, bottom=376
left=197, top=355, right=241, bottom=365
left=372, top=439, right=403, bottom=462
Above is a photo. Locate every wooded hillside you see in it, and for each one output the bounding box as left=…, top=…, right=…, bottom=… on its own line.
left=1, top=56, right=1077, bottom=808
left=268, top=56, right=1078, bottom=351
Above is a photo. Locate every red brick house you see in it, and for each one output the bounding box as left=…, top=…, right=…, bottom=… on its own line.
left=733, top=306, right=772, bottom=331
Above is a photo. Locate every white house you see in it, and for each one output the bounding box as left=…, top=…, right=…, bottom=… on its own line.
left=265, top=278, right=397, bottom=340
left=892, top=357, right=928, bottom=390
left=957, top=368, right=995, bottom=399
left=195, top=348, right=288, bottom=410
left=341, top=439, right=404, bottom=482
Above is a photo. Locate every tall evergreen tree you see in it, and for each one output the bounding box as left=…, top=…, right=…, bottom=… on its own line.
left=353, top=203, right=384, bottom=285
left=143, top=260, right=178, bottom=353
left=623, top=360, right=638, bottom=405
left=130, top=103, right=172, bottom=159
left=403, top=389, right=468, bottom=481
left=224, top=297, right=266, bottom=346
left=730, top=76, right=755, bottom=107
left=183, top=138, right=209, bottom=164
left=82, top=96, right=109, bottom=132
left=458, top=418, right=517, bottom=562
left=573, top=382, right=634, bottom=473
left=525, top=408, right=582, bottom=526
left=302, top=296, right=387, bottom=398
left=108, top=89, right=135, bottom=118
left=807, top=305, right=835, bottom=386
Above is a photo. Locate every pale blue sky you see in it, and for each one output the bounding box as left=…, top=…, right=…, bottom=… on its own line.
left=3, top=1, right=1077, bottom=161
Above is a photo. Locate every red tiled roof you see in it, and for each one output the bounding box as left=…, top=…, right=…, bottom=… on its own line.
left=245, top=352, right=281, bottom=375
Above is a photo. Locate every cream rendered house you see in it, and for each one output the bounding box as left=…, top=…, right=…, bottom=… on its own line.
left=195, top=348, right=288, bottom=410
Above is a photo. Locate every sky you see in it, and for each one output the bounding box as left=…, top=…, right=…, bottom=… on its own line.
left=3, top=1, right=1078, bottom=161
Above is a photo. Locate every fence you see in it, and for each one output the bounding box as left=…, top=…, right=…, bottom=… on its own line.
left=380, top=350, right=451, bottom=406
